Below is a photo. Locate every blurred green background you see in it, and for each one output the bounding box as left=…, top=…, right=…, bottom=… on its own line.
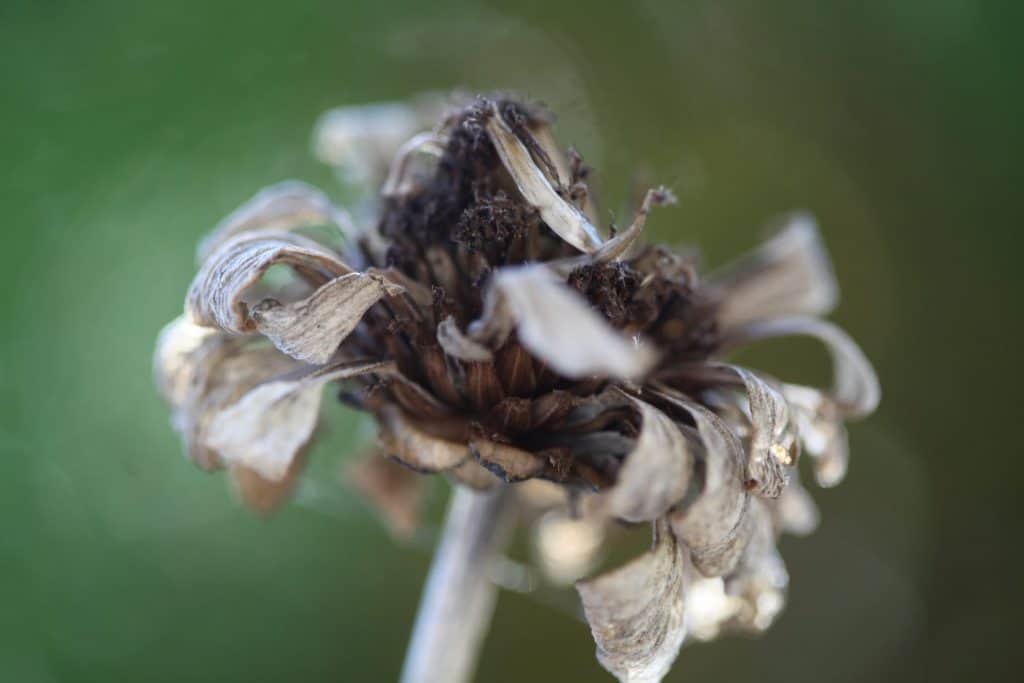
left=2, top=0, right=1020, bottom=681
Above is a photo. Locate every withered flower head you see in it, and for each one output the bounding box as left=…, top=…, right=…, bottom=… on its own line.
left=155, top=95, right=879, bottom=681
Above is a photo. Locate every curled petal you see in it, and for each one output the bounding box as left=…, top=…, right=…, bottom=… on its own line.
left=577, top=519, right=687, bottom=683
left=679, top=364, right=794, bottom=499
left=724, top=315, right=880, bottom=418
left=251, top=272, right=403, bottom=364
left=205, top=360, right=392, bottom=481
left=706, top=213, right=839, bottom=330
left=436, top=316, right=493, bottom=362
left=554, top=188, right=677, bottom=275
left=601, top=395, right=695, bottom=523
left=177, top=342, right=299, bottom=471
left=653, top=392, right=752, bottom=577
left=485, top=105, right=603, bottom=253
left=730, top=367, right=793, bottom=499
left=470, top=439, right=545, bottom=482
left=197, top=181, right=358, bottom=263
left=594, top=187, right=676, bottom=262
left=187, top=233, right=352, bottom=333
left=378, top=406, right=469, bottom=472
left=470, top=265, right=658, bottom=381
left=153, top=315, right=219, bottom=409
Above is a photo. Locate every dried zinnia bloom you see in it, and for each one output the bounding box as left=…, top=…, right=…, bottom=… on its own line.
left=154, top=94, right=879, bottom=682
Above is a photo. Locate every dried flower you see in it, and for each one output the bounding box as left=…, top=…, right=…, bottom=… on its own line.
left=154, top=95, right=879, bottom=682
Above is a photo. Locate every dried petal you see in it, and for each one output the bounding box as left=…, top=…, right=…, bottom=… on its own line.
left=197, top=181, right=357, bottom=262
left=577, top=519, right=686, bottom=683
left=706, top=214, right=838, bottom=330
left=251, top=272, right=403, bottom=364
left=178, top=342, right=300, bottom=471
left=485, top=105, right=603, bottom=253
left=187, top=233, right=351, bottom=333
left=592, top=187, right=676, bottom=263
left=205, top=360, right=392, bottom=481
left=470, top=439, right=545, bottom=482
left=554, top=187, right=677, bottom=275
left=378, top=406, right=469, bottom=472
left=470, top=265, right=658, bottom=381
left=153, top=315, right=219, bottom=408
left=436, top=316, right=493, bottom=362
left=723, top=315, right=880, bottom=418
left=679, top=364, right=794, bottom=499
left=601, top=395, right=695, bottom=522
left=653, top=392, right=753, bottom=577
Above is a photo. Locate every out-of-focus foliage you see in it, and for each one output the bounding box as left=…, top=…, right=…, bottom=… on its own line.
left=1, top=1, right=1019, bottom=681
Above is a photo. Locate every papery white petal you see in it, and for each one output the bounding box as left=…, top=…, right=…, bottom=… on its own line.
left=205, top=360, right=392, bottom=481
left=651, top=390, right=753, bottom=577
left=601, top=395, right=695, bottom=522
left=577, top=519, right=687, bottom=683
left=470, top=265, right=658, bottom=380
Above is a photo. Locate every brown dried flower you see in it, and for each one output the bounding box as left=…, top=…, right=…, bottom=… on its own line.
left=154, top=95, right=878, bottom=682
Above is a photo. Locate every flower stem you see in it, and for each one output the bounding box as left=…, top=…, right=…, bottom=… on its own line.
left=400, top=485, right=515, bottom=683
